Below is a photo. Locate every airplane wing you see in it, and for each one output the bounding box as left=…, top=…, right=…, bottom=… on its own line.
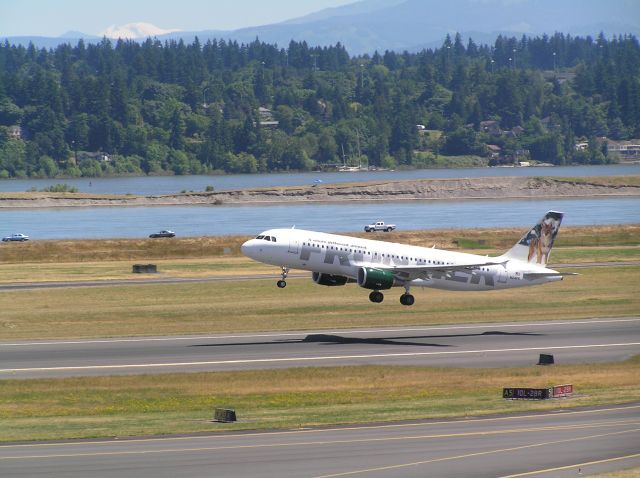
left=378, top=260, right=507, bottom=281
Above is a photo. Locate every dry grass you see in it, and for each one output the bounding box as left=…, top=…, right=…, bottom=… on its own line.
left=0, top=191, right=135, bottom=200
left=0, top=265, right=638, bottom=340
left=591, top=468, right=640, bottom=477
left=591, top=468, right=640, bottom=478
left=1, top=358, right=638, bottom=441
left=0, top=257, right=277, bottom=283
left=1, top=225, right=638, bottom=264
left=0, top=235, right=249, bottom=263
left=552, top=176, right=640, bottom=187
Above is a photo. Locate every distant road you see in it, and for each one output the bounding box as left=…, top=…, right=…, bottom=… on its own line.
left=1, top=404, right=639, bottom=478
left=0, top=261, right=637, bottom=292
left=2, top=317, right=639, bottom=379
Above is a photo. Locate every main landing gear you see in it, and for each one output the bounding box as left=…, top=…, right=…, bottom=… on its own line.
left=399, top=285, right=415, bottom=306
left=369, top=289, right=415, bottom=305
left=276, top=266, right=289, bottom=288
left=399, top=293, right=415, bottom=306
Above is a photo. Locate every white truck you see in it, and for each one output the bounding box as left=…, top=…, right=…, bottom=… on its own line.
left=364, top=221, right=396, bottom=232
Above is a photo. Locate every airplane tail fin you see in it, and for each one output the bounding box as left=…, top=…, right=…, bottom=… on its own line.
left=501, top=211, right=564, bottom=265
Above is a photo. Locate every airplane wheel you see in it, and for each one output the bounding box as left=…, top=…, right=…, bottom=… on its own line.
left=400, top=294, right=415, bottom=306
left=277, top=280, right=287, bottom=288
left=369, top=291, right=384, bottom=303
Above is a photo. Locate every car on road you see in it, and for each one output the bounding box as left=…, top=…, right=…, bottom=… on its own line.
left=2, top=233, right=29, bottom=242
left=364, top=221, right=396, bottom=232
left=149, top=230, right=176, bottom=238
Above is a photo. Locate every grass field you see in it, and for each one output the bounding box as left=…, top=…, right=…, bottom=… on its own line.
left=2, top=357, right=638, bottom=442
left=1, top=265, right=638, bottom=340
left=593, top=468, right=640, bottom=477
left=0, top=245, right=638, bottom=285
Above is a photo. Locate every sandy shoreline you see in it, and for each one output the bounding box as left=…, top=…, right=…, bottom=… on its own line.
left=1, top=176, right=639, bottom=208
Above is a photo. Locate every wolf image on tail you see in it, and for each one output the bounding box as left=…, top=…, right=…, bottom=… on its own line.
left=504, top=211, right=564, bottom=265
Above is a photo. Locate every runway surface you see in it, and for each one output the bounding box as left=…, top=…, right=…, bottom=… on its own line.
left=2, top=317, right=639, bottom=379
left=1, top=404, right=639, bottom=477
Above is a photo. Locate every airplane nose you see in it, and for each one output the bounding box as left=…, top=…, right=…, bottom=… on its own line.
left=240, top=239, right=252, bottom=256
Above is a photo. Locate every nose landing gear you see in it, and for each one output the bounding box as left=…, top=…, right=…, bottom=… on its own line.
left=277, top=267, right=289, bottom=288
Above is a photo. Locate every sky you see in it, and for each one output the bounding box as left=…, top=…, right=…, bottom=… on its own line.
left=0, top=0, right=356, bottom=37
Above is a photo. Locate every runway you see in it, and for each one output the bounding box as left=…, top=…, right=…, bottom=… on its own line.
left=1, top=404, right=639, bottom=477
left=2, top=317, right=639, bottom=379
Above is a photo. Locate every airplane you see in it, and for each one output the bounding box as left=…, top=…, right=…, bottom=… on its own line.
left=241, top=211, right=573, bottom=306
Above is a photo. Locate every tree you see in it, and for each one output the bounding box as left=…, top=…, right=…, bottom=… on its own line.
left=0, top=33, right=637, bottom=177
left=527, top=134, right=565, bottom=164
left=442, top=127, right=486, bottom=156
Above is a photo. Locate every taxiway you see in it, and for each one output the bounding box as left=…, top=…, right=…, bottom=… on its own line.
left=1, top=404, right=639, bottom=477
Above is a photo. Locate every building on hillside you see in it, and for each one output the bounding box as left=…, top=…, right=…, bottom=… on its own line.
left=486, top=144, right=501, bottom=159
left=480, top=120, right=502, bottom=136
left=607, top=140, right=640, bottom=159
left=77, top=151, right=111, bottom=162
left=509, top=125, right=524, bottom=137
left=257, top=106, right=279, bottom=129
left=7, top=125, right=24, bottom=139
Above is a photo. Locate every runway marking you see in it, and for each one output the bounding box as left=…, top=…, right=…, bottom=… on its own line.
left=499, top=452, right=640, bottom=477
left=1, top=404, right=638, bottom=451
left=311, top=428, right=640, bottom=478
left=2, top=317, right=638, bottom=347
left=1, top=421, right=639, bottom=461
left=2, top=342, right=639, bottom=374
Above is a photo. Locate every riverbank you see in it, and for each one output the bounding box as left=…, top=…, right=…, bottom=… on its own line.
left=1, top=176, right=639, bottom=208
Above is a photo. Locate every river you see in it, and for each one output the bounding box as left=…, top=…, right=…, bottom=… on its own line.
left=0, top=164, right=639, bottom=196
left=1, top=197, right=638, bottom=240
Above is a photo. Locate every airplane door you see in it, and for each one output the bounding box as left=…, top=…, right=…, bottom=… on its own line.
left=288, top=238, right=299, bottom=254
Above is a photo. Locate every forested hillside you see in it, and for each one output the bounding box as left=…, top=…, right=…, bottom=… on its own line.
left=0, top=32, right=638, bottom=178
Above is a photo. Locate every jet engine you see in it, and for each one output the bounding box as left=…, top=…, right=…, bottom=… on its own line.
left=312, top=272, right=350, bottom=286
left=357, top=267, right=397, bottom=290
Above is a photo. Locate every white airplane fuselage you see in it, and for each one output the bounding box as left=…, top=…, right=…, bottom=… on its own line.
left=241, top=228, right=562, bottom=292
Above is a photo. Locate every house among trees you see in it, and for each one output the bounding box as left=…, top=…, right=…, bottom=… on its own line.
left=258, top=107, right=279, bottom=129
left=607, top=140, right=640, bottom=159
left=486, top=144, right=501, bottom=159
left=480, top=120, right=502, bottom=136
left=507, top=126, right=524, bottom=138
left=7, top=125, right=24, bottom=139
left=77, top=151, right=111, bottom=162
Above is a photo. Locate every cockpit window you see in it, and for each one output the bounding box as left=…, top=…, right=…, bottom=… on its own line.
left=256, top=235, right=264, bottom=239
left=264, top=236, right=271, bottom=241
left=271, top=237, right=277, bottom=242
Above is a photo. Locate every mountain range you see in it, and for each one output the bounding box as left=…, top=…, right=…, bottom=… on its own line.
left=4, top=0, right=639, bottom=54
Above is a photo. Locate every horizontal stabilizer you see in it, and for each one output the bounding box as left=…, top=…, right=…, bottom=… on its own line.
left=523, top=272, right=578, bottom=280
